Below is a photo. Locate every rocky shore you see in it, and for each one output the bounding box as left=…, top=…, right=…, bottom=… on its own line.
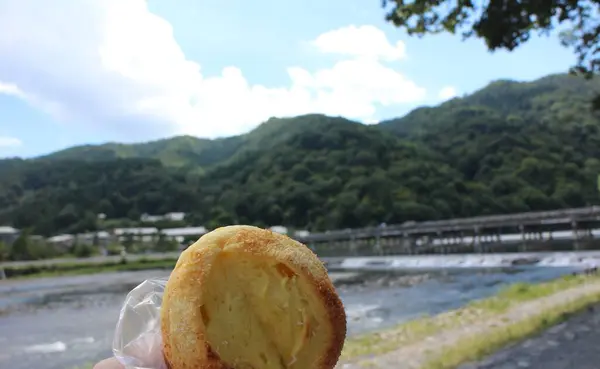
left=335, top=271, right=432, bottom=293
left=459, top=303, right=600, bottom=369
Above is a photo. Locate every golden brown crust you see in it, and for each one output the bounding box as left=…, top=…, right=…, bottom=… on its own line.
left=161, top=225, right=346, bottom=369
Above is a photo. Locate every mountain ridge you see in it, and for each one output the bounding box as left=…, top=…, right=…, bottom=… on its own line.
left=1, top=73, right=600, bottom=235
left=5, top=73, right=597, bottom=168
left=3, top=114, right=362, bottom=170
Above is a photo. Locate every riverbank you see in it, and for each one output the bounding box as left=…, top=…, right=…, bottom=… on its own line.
left=338, top=272, right=600, bottom=369
left=4, top=266, right=579, bottom=369
left=72, top=272, right=600, bottom=369
left=458, top=302, right=600, bottom=369
left=1, top=257, right=178, bottom=279
left=5, top=250, right=600, bottom=280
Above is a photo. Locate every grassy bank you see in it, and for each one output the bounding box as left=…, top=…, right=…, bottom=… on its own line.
left=2, top=257, right=177, bottom=279
left=341, top=273, right=600, bottom=368
left=423, top=290, right=600, bottom=369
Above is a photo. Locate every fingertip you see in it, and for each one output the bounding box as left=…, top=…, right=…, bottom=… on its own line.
left=93, top=357, right=124, bottom=369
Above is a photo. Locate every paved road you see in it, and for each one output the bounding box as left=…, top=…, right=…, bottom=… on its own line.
left=459, top=303, right=600, bottom=369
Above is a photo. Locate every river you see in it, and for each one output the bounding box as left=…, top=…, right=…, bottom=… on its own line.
left=0, top=261, right=586, bottom=369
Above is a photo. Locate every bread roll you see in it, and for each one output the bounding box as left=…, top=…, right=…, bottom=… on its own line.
left=161, top=225, right=346, bottom=369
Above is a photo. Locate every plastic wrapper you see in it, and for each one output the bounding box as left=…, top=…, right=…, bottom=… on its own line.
left=112, top=278, right=169, bottom=369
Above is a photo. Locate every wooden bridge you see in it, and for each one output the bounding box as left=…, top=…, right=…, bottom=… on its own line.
left=294, top=206, right=600, bottom=257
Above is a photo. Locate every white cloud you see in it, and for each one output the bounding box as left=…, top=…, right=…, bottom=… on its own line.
left=0, top=0, right=426, bottom=138
left=0, top=81, right=25, bottom=98
left=438, top=86, right=458, bottom=101
left=311, top=25, right=407, bottom=61
left=0, top=136, right=22, bottom=148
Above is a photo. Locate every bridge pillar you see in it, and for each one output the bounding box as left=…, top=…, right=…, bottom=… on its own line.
left=402, top=232, right=413, bottom=254
left=374, top=235, right=383, bottom=256
left=349, top=237, right=357, bottom=256
left=572, top=220, right=581, bottom=251
left=435, top=231, right=442, bottom=254
left=519, top=225, right=528, bottom=252
left=473, top=226, right=482, bottom=253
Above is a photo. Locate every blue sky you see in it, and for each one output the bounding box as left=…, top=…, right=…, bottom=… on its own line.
left=0, top=0, right=577, bottom=158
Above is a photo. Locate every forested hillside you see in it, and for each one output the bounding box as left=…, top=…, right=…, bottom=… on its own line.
left=38, top=135, right=243, bottom=169
left=1, top=73, right=599, bottom=235
left=37, top=114, right=343, bottom=168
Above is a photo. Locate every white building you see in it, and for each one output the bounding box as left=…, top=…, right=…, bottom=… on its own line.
left=140, top=214, right=163, bottom=222
left=161, top=226, right=207, bottom=243
left=47, top=234, right=75, bottom=250
left=294, top=230, right=311, bottom=238
left=140, top=212, right=186, bottom=223
left=77, top=231, right=111, bottom=246
left=269, top=226, right=288, bottom=235
left=113, top=227, right=159, bottom=243
left=165, top=212, right=186, bottom=221
left=0, top=226, right=19, bottom=244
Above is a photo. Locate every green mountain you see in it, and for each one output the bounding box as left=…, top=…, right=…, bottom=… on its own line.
left=1, top=73, right=600, bottom=235
left=379, top=74, right=600, bottom=136
left=35, top=114, right=350, bottom=169
left=38, top=135, right=242, bottom=168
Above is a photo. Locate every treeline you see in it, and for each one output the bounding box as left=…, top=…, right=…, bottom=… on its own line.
left=0, top=229, right=180, bottom=262
left=0, top=230, right=95, bottom=262
left=1, top=74, right=600, bottom=235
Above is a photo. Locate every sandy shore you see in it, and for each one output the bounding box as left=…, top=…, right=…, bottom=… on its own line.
left=337, top=277, right=600, bottom=369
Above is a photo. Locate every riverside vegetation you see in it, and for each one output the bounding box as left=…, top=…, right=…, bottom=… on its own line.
left=1, top=74, right=600, bottom=240
left=338, top=273, right=600, bottom=369
left=2, top=256, right=178, bottom=279
left=0, top=227, right=180, bottom=263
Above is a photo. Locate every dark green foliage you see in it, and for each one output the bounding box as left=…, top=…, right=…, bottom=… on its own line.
left=0, top=158, right=204, bottom=235
left=9, top=230, right=31, bottom=261
left=34, top=114, right=342, bottom=169
left=4, top=229, right=59, bottom=260
left=1, top=74, right=599, bottom=234
left=73, top=243, right=95, bottom=258
left=154, top=233, right=179, bottom=252
left=38, top=135, right=243, bottom=168
left=379, top=0, right=599, bottom=111
left=380, top=0, right=599, bottom=80
left=0, top=241, right=9, bottom=261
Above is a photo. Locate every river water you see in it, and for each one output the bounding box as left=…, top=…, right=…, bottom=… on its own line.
left=0, top=261, right=585, bottom=369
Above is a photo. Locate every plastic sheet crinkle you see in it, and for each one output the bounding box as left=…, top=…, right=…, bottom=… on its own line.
left=112, top=278, right=169, bottom=369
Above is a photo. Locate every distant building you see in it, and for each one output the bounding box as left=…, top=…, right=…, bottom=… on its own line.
left=140, top=212, right=186, bottom=223
left=0, top=226, right=19, bottom=245
left=161, top=226, right=207, bottom=243
left=140, top=214, right=164, bottom=223
left=113, top=227, right=159, bottom=244
left=47, top=234, right=76, bottom=250
left=165, top=212, right=186, bottom=221
left=77, top=231, right=111, bottom=247
left=294, top=230, right=310, bottom=238
left=269, top=226, right=288, bottom=235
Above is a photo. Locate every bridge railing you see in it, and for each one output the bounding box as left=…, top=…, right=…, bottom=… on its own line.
left=297, top=206, right=600, bottom=243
